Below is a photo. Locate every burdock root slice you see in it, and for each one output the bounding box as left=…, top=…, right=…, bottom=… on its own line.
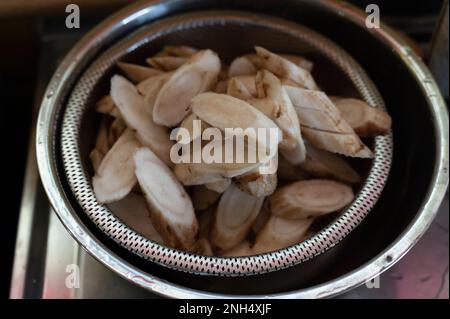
left=210, top=183, right=264, bottom=252
left=134, top=147, right=199, bottom=251
left=93, top=129, right=141, bottom=204
left=269, top=179, right=354, bottom=220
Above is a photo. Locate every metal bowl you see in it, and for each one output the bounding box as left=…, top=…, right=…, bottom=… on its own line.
left=37, top=0, right=448, bottom=298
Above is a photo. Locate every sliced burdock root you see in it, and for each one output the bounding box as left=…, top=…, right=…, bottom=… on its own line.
left=254, top=70, right=306, bottom=164
left=107, top=193, right=165, bottom=244
left=252, top=216, right=314, bottom=254
left=285, top=86, right=373, bottom=158
left=205, top=178, right=231, bottom=193
left=331, top=97, right=392, bottom=137
left=210, top=183, right=264, bottom=251
left=152, top=50, right=221, bottom=126
left=255, top=46, right=318, bottom=90
left=134, top=147, right=199, bottom=251
left=110, top=75, right=174, bottom=166
left=301, top=143, right=361, bottom=184
left=93, top=129, right=141, bottom=204
left=89, top=149, right=104, bottom=173
left=107, top=117, right=127, bottom=146
left=117, top=62, right=162, bottom=82
left=269, top=179, right=354, bottom=220
left=146, top=56, right=187, bottom=71
left=191, top=92, right=282, bottom=156
left=228, top=55, right=258, bottom=77
left=227, top=77, right=253, bottom=100
left=95, top=95, right=122, bottom=118
left=161, top=45, right=197, bottom=58
left=221, top=240, right=254, bottom=257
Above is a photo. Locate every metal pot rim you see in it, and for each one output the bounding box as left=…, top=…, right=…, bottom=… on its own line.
left=36, top=0, right=449, bottom=298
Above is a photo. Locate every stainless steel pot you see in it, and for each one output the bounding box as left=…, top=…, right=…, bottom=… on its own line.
left=37, top=0, right=448, bottom=298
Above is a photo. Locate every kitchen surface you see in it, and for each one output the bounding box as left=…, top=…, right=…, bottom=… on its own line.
left=1, top=1, right=448, bottom=299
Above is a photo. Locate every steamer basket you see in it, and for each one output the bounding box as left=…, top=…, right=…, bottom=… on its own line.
left=59, top=11, right=392, bottom=276
left=37, top=0, right=448, bottom=298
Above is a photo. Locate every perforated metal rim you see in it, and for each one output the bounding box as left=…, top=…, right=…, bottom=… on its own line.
left=60, top=12, right=393, bottom=276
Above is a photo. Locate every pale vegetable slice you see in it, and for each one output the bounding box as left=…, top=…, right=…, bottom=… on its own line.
left=136, top=72, right=171, bottom=96
left=269, top=179, right=354, bottom=219
left=205, top=178, right=231, bottom=193
left=89, top=149, right=104, bottom=172
left=255, top=46, right=318, bottom=90
left=93, top=129, right=141, bottom=204
left=162, top=45, right=197, bottom=57
left=254, top=70, right=306, bottom=163
left=107, top=117, right=127, bottom=146
left=176, top=113, right=211, bottom=145
left=110, top=75, right=173, bottom=166
left=153, top=50, right=221, bottom=126
left=191, top=92, right=282, bottom=155
left=277, top=154, right=309, bottom=181
left=192, top=186, right=221, bottom=210
left=227, top=77, right=253, bottom=100
left=95, top=95, right=122, bottom=118
left=285, top=86, right=373, bottom=158
left=117, top=62, right=162, bottom=82
left=210, top=184, right=264, bottom=251
left=94, top=117, right=111, bottom=155
left=107, top=193, right=165, bottom=244
left=228, top=55, right=258, bottom=77
left=280, top=54, right=314, bottom=72
left=174, top=156, right=260, bottom=185
left=221, top=241, right=254, bottom=257
left=232, top=75, right=257, bottom=96
left=234, top=154, right=278, bottom=197
left=134, top=147, right=198, bottom=250
left=140, top=73, right=172, bottom=115
left=252, top=216, right=314, bottom=254
left=331, top=97, right=392, bottom=137
left=301, top=143, right=361, bottom=183
left=146, top=56, right=187, bottom=71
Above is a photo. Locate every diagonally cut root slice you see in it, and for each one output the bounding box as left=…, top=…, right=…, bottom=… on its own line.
left=134, top=147, right=198, bottom=250
left=93, top=129, right=141, bottom=204
left=95, top=95, right=122, bottom=118
left=227, top=77, right=253, bottom=100
left=153, top=50, right=221, bottom=126
left=110, top=75, right=174, bottom=166
left=117, top=62, right=162, bottom=82
left=269, top=179, right=354, bottom=219
left=285, top=86, right=373, bottom=158
left=280, top=54, right=314, bottom=72
left=234, top=154, right=278, bottom=197
left=331, top=97, right=392, bottom=137
left=89, top=149, right=104, bottom=172
left=107, top=193, right=165, bottom=244
left=252, top=216, right=314, bottom=254
left=162, top=45, right=197, bottom=57
left=228, top=55, right=258, bottom=77
left=221, top=241, right=255, bottom=257
left=254, top=70, right=306, bottom=163
left=301, top=143, right=361, bottom=183
left=255, top=46, right=318, bottom=90
left=191, top=92, right=282, bottom=155
left=107, top=117, right=127, bottom=146
left=146, top=56, right=187, bottom=71
left=205, top=178, right=231, bottom=193
left=210, top=183, right=264, bottom=251
left=94, top=117, right=111, bottom=155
